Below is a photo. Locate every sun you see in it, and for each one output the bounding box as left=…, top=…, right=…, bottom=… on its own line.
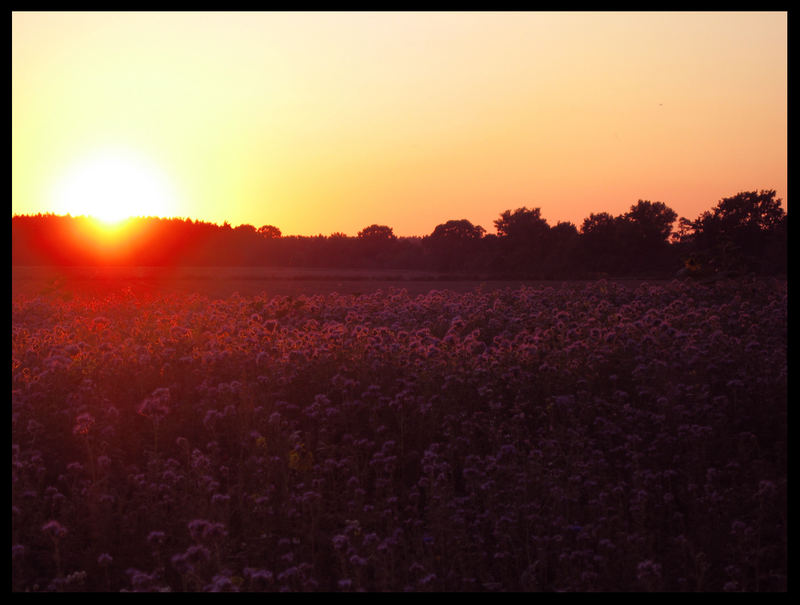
left=49, top=148, right=179, bottom=225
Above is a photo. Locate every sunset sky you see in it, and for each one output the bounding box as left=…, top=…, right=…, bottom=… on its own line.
left=12, top=11, right=787, bottom=237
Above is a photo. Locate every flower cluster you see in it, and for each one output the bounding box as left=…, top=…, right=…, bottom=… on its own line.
left=11, top=278, right=786, bottom=591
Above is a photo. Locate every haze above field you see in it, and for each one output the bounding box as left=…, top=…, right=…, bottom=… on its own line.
left=12, top=11, right=786, bottom=236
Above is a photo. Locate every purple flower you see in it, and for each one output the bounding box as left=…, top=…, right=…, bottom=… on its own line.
left=349, top=554, right=368, bottom=567
left=97, top=552, right=113, bottom=566
left=73, top=413, right=95, bottom=436
left=205, top=573, right=240, bottom=592
left=41, top=520, right=67, bottom=539
left=244, top=567, right=274, bottom=583
left=211, top=493, right=231, bottom=506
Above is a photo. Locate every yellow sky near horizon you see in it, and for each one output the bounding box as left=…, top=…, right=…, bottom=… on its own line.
left=12, top=11, right=787, bottom=236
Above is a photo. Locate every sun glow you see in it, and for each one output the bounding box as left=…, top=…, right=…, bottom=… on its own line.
left=49, top=148, right=179, bottom=225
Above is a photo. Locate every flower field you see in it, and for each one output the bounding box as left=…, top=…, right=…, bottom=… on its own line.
left=12, top=278, right=787, bottom=591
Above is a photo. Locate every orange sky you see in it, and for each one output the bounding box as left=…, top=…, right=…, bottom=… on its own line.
left=12, top=11, right=787, bottom=236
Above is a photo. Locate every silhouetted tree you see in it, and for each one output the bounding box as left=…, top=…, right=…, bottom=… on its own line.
left=258, top=225, right=282, bottom=239
left=356, top=224, right=397, bottom=268
left=579, top=212, right=626, bottom=276
left=357, top=224, right=396, bottom=241
left=620, top=200, right=679, bottom=273
left=424, top=219, right=486, bottom=272
left=679, top=190, right=786, bottom=274
left=542, top=221, right=580, bottom=278
left=494, top=207, right=551, bottom=277
left=623, top=200, right=677, bottom=243
left=494, top=207, right=550, bottom=241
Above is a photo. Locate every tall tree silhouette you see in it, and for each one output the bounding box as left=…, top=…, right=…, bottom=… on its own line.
left=357, top=224, right=397, bottom=268
left=494, top=207, right=551, bottom=277
left=679, top=190, right=786, bottom=273
left=620, top=200, right=678, bottom=272
left=357, top=224, right=396, bottom=241
left=494, top=207, right=549, bottom=240
left=258, top=225, right=282, bottom=239
left=579, top=212, right=625, bottom=275
left=424, top=219, right=485, bottom=272
left=542, top=221, right=580, bottom=278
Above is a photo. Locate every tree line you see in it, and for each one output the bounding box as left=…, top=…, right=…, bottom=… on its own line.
left=11, top=190, right=786, bottom=278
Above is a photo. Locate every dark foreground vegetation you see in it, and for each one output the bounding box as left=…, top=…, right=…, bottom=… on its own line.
left=12, top=190, right=787, bottom=279
left=12, top=277, right=786, bottom=591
